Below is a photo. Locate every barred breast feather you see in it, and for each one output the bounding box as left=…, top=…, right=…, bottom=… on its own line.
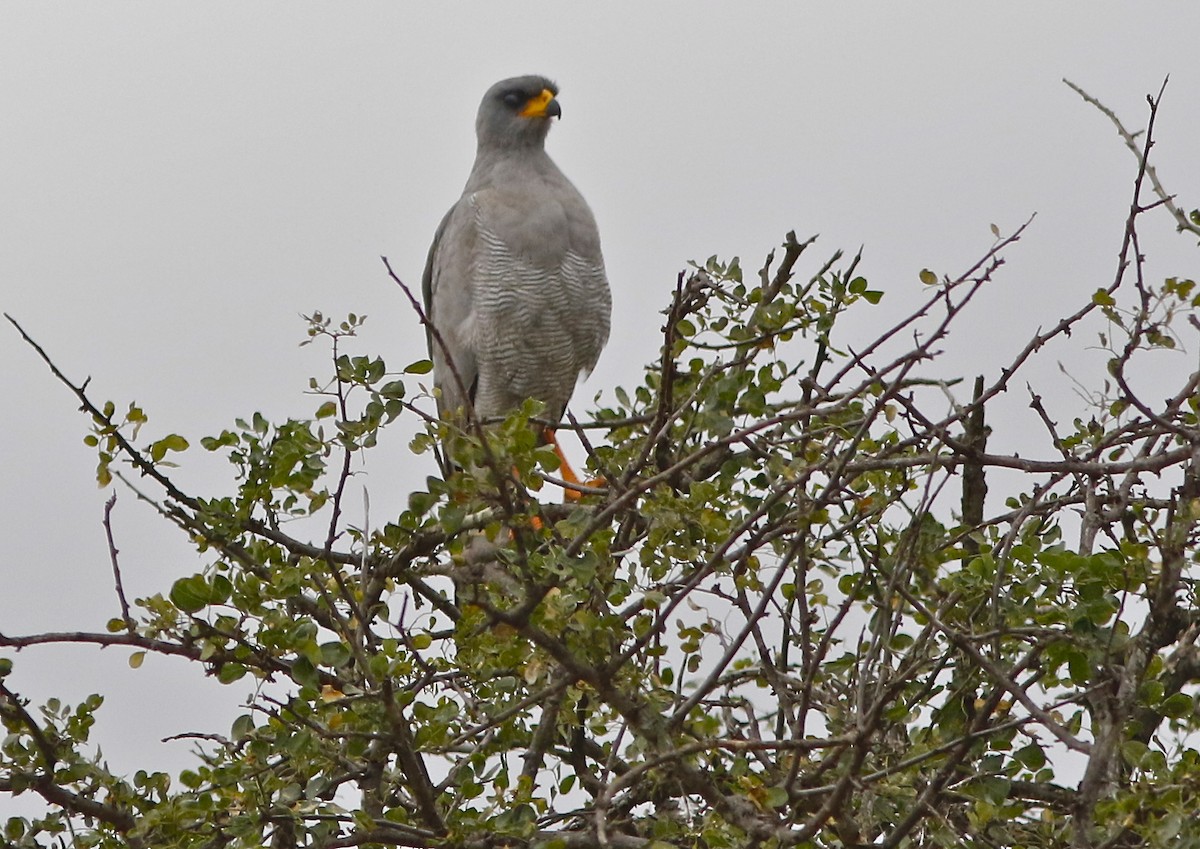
left=465, top=197, right=611, bottom=420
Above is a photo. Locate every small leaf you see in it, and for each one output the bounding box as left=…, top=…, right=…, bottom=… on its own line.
left=320, top=684, right=346, bottom=703
left=410, top=633, right=432, bottom=650
left=291, top=657, right=320, bottom=689
left=990, top=223, right=1001, bottom=238
left=919, top=268, right=938, bottom=285
left=170, top=576, right=209, bottom=613
left=128, top=651, right=146, bottom=669
left=201, top=431, right=238, bottom=451
left=209, top=574, right=233, bottom=605
left=231, top=714, right=255, bottom=739
left=764, top=785, right=789, bottom=808
left=315, top=401, right=338, bottom=419
left=1092, top=289, right=1116, bottom=306
left=150, top=434, right=190, bottom=462
left=1014, top=742, right=1046, bottom=770
left=1161, top=693, right=1193, bottom=719
left=379, top=380, right=407, bottom=399
left=319, top=641, right=352, bottom=668
left=217, top=664, right=247, bottom=685
left=404, top=359, right=433, bottom=375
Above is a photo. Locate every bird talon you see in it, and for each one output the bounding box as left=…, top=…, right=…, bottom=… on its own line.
left=562, top=477, right=606, bottom=502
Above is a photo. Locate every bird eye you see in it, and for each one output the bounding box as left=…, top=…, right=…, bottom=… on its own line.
left=502, top=91, right=525, bottom=108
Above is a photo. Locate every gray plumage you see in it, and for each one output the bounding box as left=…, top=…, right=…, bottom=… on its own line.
left=422, top=75, right=611, bottom=427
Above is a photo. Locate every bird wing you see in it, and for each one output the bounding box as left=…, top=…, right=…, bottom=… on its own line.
left=422, top=200, right=480, bottom=420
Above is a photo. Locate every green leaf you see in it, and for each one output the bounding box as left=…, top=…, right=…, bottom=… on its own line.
left=404, top=359, right=433, bottom=375
left=410, top=633, right=432, bottom=650
left=170, top=575, right=210, bottom=613
left=217, top=663, right=247, bottom=685
left=1067, top=651, right=1091, bottom=685
left=379, top=379, right=407, bottom=399
left=315, top=400, right=338, bottom=419
left=128, top=651, right=146, bottom=669
left=150, top=433, right=190, bottom=462
left=1122, top=740, right=1149, bottom=768
left=96, top=459, right=113, bottom=488
left=231, top=714, right=255, bottom=739
left=201, top=430, right=238, bottom=451
left=1014, top=742, right=1046, bottom=770
left=1092, top=289, right=1116, bottom=306
left=5, top=817, right=26, bottom=841
left=919, top=268, right=938, bottom=285
left=1160, top=693, right=1193, bottom=719
left=209, top=574, right=233, bottom=605
left=291, top=656, right=320, bottom=689
left=319, top=641, right=352, bottom=668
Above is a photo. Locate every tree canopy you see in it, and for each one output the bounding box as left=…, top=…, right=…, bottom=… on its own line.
left=4, top=84, right=1200, bottom=849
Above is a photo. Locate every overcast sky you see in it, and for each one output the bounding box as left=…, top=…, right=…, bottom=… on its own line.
left=3, top=2, right=1199, bottom=799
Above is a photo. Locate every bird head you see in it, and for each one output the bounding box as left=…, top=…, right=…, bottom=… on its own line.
left=476, top=75, right=561, bottom=151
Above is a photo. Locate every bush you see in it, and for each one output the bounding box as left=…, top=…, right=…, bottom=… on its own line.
left=4, top=83, right=1200, bottom=849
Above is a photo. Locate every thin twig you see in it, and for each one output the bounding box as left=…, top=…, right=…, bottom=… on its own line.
left=101, top=493, right=135, bottom=631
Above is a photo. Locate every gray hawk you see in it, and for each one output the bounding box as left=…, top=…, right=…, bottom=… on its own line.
left=422, top=75, right=611, bottom=490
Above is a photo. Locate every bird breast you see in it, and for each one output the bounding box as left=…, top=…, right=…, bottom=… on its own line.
left=464, top=193, right=611, bottom=419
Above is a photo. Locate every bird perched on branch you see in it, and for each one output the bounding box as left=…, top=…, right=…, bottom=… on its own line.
left=422, top=75, right=611, bottom=490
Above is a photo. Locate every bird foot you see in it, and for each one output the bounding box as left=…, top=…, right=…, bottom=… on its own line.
left=562, top=476, right=606, bottom=502
left=545, top=429, right=604, bottom=502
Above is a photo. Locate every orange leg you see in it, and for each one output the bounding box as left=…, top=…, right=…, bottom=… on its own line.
left=545, top=428, right=601, bottom=502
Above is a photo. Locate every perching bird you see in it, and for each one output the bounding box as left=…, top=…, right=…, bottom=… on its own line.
left=422, top=75, right=611, bottom=482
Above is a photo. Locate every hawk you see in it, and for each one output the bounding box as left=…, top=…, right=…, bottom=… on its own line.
left=422, top=75, right=611, bottom=487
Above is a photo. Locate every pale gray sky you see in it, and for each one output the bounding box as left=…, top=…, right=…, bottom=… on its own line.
left=3, top=2, right=1199, bottom=795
